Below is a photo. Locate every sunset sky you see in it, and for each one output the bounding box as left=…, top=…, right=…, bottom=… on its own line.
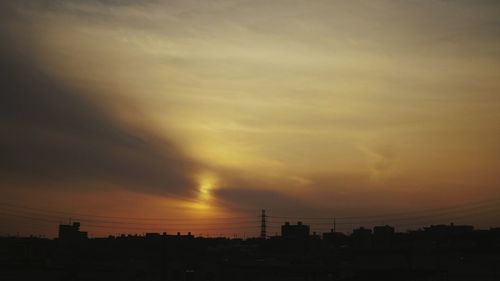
left=1, top=0, right=500, bottom=237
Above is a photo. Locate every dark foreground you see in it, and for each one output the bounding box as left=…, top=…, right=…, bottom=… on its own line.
left=1, top=226, right=500, bottom=281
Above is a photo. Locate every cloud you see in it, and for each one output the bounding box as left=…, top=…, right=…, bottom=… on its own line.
left=0, top=8, right=199, bottom=197
left=214, top=187, right=318, bottom=216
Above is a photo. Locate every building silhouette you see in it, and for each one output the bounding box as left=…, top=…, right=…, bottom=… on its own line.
left=58, top=222, right=88, bottom=241
left=322, top=229, right=348, bottom=248
left=281, top=221, right=309, bottom=239
left=3, top=218, right=500, bottom=280
left=351, top=226, right=372, bottom=249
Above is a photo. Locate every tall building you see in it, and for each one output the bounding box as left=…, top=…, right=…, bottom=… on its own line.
left=281, top=221, right=310, bottom=239
left=351, top=227, right=372, bottom=249
left=373, top=225, right=395, bottom=248
left=323, top=229, right=348, bottom=248
left=58, top=222, right=88, bottom=241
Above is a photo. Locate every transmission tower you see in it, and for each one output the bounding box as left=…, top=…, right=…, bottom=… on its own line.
left=260, top=209, right=267, bottom=239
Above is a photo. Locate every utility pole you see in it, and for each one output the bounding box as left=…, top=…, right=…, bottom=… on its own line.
left=260, top=209, right=267, bottom=239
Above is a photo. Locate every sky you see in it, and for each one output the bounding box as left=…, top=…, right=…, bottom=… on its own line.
left=1, top=0, right=500, bottom=237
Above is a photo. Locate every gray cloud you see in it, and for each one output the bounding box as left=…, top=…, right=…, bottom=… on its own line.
left=0, top=6, right=199, bottom=197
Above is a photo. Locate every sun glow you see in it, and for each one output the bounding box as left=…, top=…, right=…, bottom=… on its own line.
left=187, top=172, right=218, bottom=212
left=199, top=173, right=217, bottom=199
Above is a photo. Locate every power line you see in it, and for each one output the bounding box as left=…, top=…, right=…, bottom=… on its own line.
left=0, top=208, right=262, bottom=228
left=267, top=197, right=500, bottom=221
left=0, top=207, right=260, bottom=226
left=0, top=212, right=262, bottom=232
left=270, top=203, right=500, bottom=226
left=1, top=196, right=499, bottom=237
left=0, top=202, right=258, bottom=221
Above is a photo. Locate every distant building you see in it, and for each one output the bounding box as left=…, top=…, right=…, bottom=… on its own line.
left=424, top=223, right=474, bottom=235
left=58, top=222, right=87, bottom=241
left=352, top=227, right=372, bottom=236
left=323, top=229, right=348, bottom=247
left=145, top=232, right=161, bottom=238
left=490, top=227, right=500, bottom=233
left=373, top=225, right=395, bottom=248
left=351, top=227, right=372, bottom=249
left=281, top=221, right=310, bottom=239
left=373, top=225, right=395, bottom=236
